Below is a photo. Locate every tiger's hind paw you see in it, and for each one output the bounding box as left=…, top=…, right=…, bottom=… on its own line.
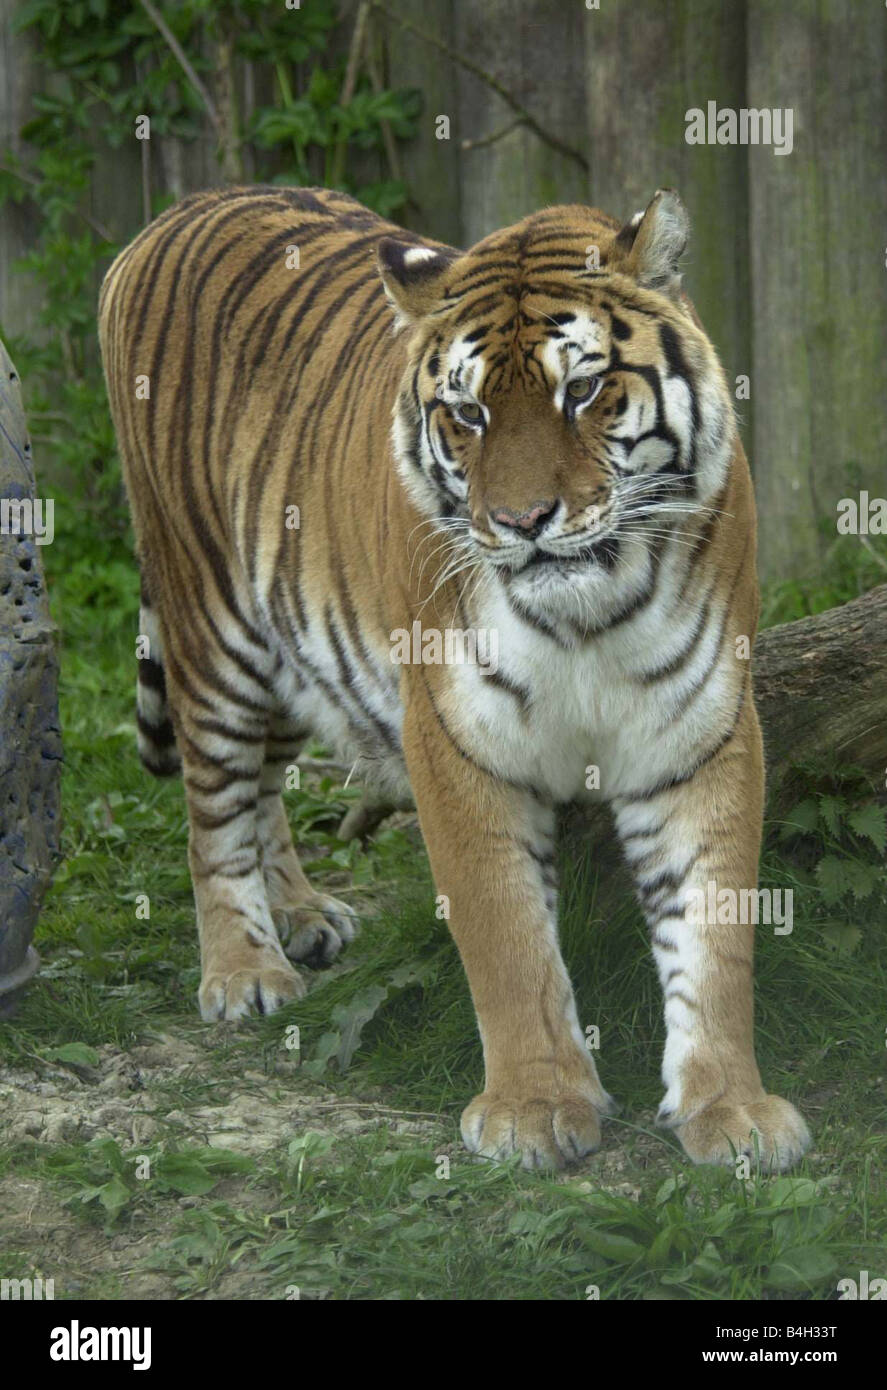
left=273, top=894, right=358, bottom=968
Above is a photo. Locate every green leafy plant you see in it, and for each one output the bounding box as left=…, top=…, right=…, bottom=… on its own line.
left=49, top=1137, right=254, bottom=1226
left=774, top=766, right=886, bottom=951
left=0, top=0, right=419, bottom=608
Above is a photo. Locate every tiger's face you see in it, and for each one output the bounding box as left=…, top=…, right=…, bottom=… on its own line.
left=379, top=191, right=735, bottom=614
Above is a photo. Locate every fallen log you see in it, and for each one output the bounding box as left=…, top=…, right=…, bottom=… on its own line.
left=753, top=583, right=887, bottom=802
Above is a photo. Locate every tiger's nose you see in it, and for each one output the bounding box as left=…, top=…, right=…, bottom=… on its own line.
left=490, top=499, right=558, bottom=539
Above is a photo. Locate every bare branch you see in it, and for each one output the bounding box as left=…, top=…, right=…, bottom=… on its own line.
left=370, top=1, right=588, bottom=173
left=461, top=117, right=527, bottom=152
left=364, top=13, right=403, bottom=183
left=140, top=135, right=151, bottom=226
left=138, top=0, right=221, bottom=136
left=330, top=1, right=372, bottom=188
left=0, top=163, right=114, bottom=243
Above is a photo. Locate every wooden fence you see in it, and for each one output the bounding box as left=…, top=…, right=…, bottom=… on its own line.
left=1, top=0, right=885, bottom=581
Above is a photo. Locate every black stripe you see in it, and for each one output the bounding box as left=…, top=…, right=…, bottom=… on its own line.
left=616, top=683, right=748, bottom=802
left=637, top=587, right=715, bottom=684
left=137, top=657, right=166, bottom=693
left=479, top=668, right=532, bottom=717
left=137, top=711, right=175, bottom=747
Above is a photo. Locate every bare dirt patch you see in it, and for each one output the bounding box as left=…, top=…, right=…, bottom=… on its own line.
left=1, top=1031, right=446, bottom=1152
left=0, top=1026, right=450, bottom=1298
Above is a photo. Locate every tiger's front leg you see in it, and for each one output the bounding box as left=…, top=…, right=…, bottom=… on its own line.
left=614, top=690, right=810, bottom=1170
left=402, top=688, right=615, bottom=1171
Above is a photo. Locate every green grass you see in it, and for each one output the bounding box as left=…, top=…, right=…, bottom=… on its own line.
left=0, top=556, right=885, bottom=1301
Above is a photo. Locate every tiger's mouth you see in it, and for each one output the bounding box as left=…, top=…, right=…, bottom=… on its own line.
left=517, top=535, right=621, bottom=573
left=483, top=531, right=622, bottom=580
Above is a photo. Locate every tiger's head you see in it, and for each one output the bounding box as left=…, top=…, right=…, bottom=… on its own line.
left=378, top=190, right=736, bottom=617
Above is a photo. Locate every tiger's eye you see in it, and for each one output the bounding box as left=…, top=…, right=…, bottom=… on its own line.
left=567, top=376, right=597, bottom=400
left=458, top=400, right=483, bottom=423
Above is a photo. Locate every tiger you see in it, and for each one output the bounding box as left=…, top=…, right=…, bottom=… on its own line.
left=97, top=184, right=811, bottom=1172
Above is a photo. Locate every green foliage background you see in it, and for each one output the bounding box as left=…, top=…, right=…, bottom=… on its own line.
left=0, top=0, right=419, bottom=624
left=0, top=0, right=885, bottom=1302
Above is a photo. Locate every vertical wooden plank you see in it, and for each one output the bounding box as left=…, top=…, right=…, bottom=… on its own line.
left=453, top=0, right=588, bottom=247
left=0, top=0, right=43, bottom=337
left=748, top=0, right=887, bottom=580
left=384, top=0, right=462, bottom=245
left=584, top=0, right=750, bottom=447
left=89, top=55, right=143, bottom=244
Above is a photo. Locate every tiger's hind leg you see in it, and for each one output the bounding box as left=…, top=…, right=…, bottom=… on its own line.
left=167, top=648, right=305, bottom=1022
left=258, top=715, right=358, bottom=967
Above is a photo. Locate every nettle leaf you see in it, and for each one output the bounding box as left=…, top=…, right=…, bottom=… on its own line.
left=778, top=798, right=818, bottom=841
left=307, top=962, right=438, bottom=1074
left=815, top=855, right=847, bottom=905
left=88, top=1137, right=128, bottom=1176
left=387, top=960, right=439, bottom=990
left=844, top=860, right=881, bottom=900
left=817, top=795, right=844, bottom=836
left=820, top=923, right=863, bottom=956
left=847, top=803, right=887, bottom=853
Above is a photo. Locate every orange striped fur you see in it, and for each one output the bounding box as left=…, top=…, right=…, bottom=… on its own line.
left=98, top=186, right=809, bottom=1170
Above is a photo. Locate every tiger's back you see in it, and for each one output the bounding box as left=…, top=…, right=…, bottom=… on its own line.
left=100, top=187, right=439, bottom=789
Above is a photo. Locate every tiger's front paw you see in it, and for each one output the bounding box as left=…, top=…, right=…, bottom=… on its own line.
left=199, top=944, right=306, bottom=1022
left=673, top=1094, right=811, bottom=1171
left=461, top=1091, right=606, bottom=1171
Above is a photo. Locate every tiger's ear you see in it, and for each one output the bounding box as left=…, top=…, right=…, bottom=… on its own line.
left=376, top=238, right=454, bottom=326
left=613, top=189, right=689, bottom=300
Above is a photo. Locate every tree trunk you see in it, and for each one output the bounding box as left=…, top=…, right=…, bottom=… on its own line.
left=0, top=339, right=62, bottom=1012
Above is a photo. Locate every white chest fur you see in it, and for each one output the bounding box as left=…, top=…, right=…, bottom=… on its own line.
left=434, top=549, right=736, bottom=804
left=265, top=532, right=735, bottom=808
